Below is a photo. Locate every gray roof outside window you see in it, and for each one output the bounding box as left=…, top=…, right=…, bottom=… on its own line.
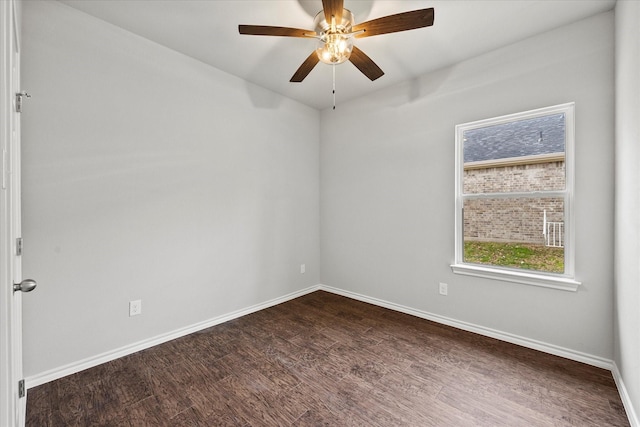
left=463, top=113, right=565, bottom=163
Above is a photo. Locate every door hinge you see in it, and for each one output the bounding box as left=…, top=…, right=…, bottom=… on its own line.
left=18, top=379, right=25, bottom=398
left=1, top=148, right=6, bottom=190
left=16, top=238, right=23, bottom=256
left=15, top=92, right=30, bottom=113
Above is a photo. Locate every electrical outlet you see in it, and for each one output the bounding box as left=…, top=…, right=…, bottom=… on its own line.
left=129, top=300, right=142, bottom=317
left=439, top=282, right=448, bottom=296
left=300, top=264, right=306, bottom=274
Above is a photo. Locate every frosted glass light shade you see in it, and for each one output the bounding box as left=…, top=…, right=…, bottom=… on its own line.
left=314, top=9, right=355, bottom=65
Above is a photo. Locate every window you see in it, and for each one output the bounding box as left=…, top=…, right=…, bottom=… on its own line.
left=451, top=103, right=580, bottom=291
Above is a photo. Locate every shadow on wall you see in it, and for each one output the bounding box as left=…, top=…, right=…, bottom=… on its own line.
left=244, top=81, right=285, bottom=109
left=377, top=66, right=453, bottom=109
left=242, top=39, right=303, bottom=109
left=407, top=70, right=450, bottom=103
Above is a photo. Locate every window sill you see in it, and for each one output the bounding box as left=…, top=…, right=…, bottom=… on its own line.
left=450, top=263, right=581, bottom=292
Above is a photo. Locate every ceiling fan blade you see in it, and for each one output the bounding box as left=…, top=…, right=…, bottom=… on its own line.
left=290, top=51, right=320, bottom=82
left=322, top=0, right=344, bottom=25
left=349, top=46, right=384, bottom=81
left=352, top=8, right=434, bottom=38
left=238, top=25, right=314, bottom=38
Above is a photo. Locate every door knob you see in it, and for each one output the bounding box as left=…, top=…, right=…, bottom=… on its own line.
left=13, top=279, right=37, bottom=293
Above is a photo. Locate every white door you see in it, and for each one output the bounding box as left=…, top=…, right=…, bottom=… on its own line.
left=1, top=0, right=33, bottom=426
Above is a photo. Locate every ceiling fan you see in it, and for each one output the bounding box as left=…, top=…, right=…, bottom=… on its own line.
left=239, top=0, right=435, bottom=83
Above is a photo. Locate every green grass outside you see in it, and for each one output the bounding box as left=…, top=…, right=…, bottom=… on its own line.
left=464, top=241, right=564, bottom=273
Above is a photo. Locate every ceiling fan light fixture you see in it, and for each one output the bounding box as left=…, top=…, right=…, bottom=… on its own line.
left=316, top=34, right=353, bottom=64
left=239, top=3, right=435, bottom=84
left=313, top=9, right=355, bottom=65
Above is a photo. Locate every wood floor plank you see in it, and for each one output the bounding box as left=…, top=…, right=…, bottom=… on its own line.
left=26, top=291, right=630, bottom=426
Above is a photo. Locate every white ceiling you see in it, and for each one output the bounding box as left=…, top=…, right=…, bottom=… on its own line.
left=58, top=0, right=615, bottom=110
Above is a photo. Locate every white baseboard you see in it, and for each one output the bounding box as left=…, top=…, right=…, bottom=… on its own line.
left=319, top=284, right=614, bottom=370
left=612, top=363, right=640, bottom=427
left=25, top=285, right=320, bottom=389
left=28, top=283, right=635, bottom=427
left=327, top=279, right=636, bottom=426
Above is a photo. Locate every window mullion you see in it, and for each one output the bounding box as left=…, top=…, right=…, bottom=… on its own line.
left=461, top=190, right=567, bottom=200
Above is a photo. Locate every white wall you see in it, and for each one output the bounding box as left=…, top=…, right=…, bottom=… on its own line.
left=321, top=12, right=615, bottom=360
left=21, top=0, right=319, bottom=378
left=614, top=0, right=640, bottom=421
left=20, top=0, right=628, bottom=402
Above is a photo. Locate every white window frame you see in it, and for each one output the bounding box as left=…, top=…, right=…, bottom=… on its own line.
left=451, top=103, right=581, bottom=291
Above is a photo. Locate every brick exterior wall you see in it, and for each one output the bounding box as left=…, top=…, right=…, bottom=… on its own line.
left=463, top=161, right=565, bottom=245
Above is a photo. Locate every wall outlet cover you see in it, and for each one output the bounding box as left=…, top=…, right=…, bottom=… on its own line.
left=439, top=283, right=448, bottom=296
left=129, top=300, right=142, bottom=317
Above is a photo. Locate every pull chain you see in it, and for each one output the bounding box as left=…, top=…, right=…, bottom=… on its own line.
left=332, top=64, right=336, bottom=110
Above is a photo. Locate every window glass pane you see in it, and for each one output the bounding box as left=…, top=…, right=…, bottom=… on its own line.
left=463, top=197, right=564, bottom=273
left=463, top=113, right=565, bottom=194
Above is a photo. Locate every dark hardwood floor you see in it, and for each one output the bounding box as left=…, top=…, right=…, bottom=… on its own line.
left=26, top=291, right=629, bottom=426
